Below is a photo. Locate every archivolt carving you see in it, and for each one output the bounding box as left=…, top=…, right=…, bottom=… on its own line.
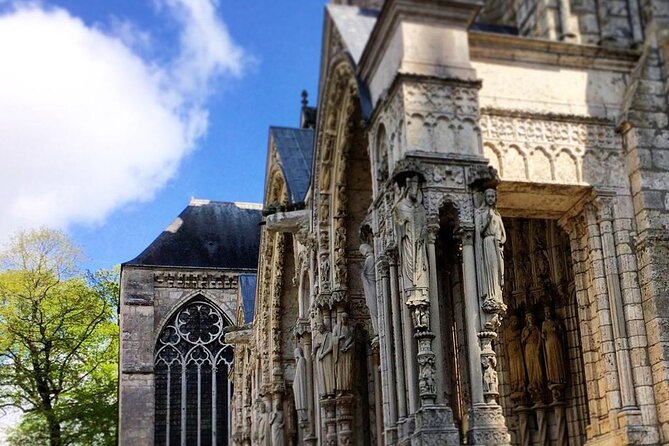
left=480, top=113, right=622, bottom=187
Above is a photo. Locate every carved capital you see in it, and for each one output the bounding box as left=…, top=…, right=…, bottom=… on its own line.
left=384, top=245, right=399, bottom=265
left=591, top=195, right=615, bottom=224
left=454, top=225, right=475, bottom=247
left=376, top=255, right=390, bottom=278
left=331, top=288, right=348, bottom=306
left=294, top=318, right=312, bottom=337
left=427, top=222, right=440, bottom=244
left=467, top=164, right=499, bottom=189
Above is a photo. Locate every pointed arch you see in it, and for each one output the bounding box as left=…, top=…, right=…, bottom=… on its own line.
left=154, top=297, right=234, bottom=446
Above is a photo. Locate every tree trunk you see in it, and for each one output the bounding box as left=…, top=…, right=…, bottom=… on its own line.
left=46, top=409, right=62, bottom=446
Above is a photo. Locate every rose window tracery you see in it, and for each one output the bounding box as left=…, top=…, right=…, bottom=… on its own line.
left=155, top=300, right=233, bottom=446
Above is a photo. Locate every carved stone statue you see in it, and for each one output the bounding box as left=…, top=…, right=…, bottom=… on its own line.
left=482, top=355, right=499, bottom=403
left=270, top=406, right=285, bottom=446
left=292, top=347, right=309, bottom=425
left=313, top=319, right=335, bottom=397
left=319, top=254, right=330, bottom=285
left=504, top=314, right=527, bottom=398
left=475, top=188, right=507, bottom=313
left=359, top=243, right=378, bottom=334
left=255, top=400, right=269, bottom=446
left=334, top=312, right=355, bottom=393
left=393, top=175, right=430, bottom=310
left=542, top=306, right=567, bottom=397
left=521, top=312, right=544, bottom=402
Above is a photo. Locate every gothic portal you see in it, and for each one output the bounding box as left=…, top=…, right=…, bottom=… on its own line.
left=119, top=0, right=669, bottom=445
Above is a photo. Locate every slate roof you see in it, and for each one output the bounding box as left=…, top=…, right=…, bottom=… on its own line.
left=125, top=200, right=262, bottom=270
left=270, top=127, right=314, bottom=205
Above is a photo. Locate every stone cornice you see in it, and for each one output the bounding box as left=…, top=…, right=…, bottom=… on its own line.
left=469, top=31, right=641, bottom=72
left=359, top=0, right=482, bottom=86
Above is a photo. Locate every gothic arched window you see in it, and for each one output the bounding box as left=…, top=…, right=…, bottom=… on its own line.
left=154, top=299, right=233, bottom=446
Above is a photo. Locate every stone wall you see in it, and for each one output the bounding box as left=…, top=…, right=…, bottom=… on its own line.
left=118, top=265, right=244, bottom=445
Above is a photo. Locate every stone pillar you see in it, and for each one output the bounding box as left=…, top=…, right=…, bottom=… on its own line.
left=379, top=254, right=399, bottom=443
left=392, top=255, right=417, bottom=414
left=458, top=220, right=510, bottom=445
left=592, top=197, right=638, bottom=411
left=335, top=394, right=355, bottom=446
left=426, top=222, right=446, bottom=405
left=321, top=398, right=337, bottom=446
left=457, top=227, right=483, bottom=406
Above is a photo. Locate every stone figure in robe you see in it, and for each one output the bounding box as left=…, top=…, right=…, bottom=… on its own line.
left=319, top=254, right=330, bottom=284
left=334, top=312, right=355, bottom=393
left=359, top=243, right=379, bottom=334
left=521, top=312, right=544, bottom=401
left=482, top=355, right=499, bottom=403
left=542, top=306, right=567, bottom=391
left=393, top=175, right=430, bottom=319
left=292, top=347, right=309, bottom=425
left=313, top=319, right=335, bottom=396
left=504, top=314, right=527, bottom=396
left=270, top=407, right=285, bottom=446
left=475, top=188, right=507, bottom=313
left=255, top=400, right=269, bottom=446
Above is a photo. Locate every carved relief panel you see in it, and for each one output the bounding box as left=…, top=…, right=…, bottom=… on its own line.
left=480, top=113, right=625, bottom=188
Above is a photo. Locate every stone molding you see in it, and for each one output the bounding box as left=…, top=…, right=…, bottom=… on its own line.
left=153, top=270, right=239, bottom=289
left=469, top=31, right=640, bottom=72
left=480, top=111, right=624, bottom=187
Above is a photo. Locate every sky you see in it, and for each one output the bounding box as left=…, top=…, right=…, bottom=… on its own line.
left=0, top=0, right=328, bottom=272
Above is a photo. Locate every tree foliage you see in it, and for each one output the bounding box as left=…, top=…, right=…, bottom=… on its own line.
left=0, top=229, right=118, bottom=446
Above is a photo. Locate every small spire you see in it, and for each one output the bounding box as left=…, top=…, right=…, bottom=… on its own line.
left=301, top=90, right=308, bottom=109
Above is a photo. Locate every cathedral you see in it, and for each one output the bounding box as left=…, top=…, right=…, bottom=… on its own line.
left=118, top=0, right=669, bottom=445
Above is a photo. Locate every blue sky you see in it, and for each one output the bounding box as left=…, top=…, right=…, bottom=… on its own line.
left=0, top=0, right=327, bottom=271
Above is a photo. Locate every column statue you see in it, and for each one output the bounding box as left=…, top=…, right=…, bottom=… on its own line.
left=255, top=400, right=269, bottom=446
left=334, top=312, right=355, bottom=393
left=313, top=319, right=335, bottom=397
left=542, top=306, right=567, bottom=400
left=270, top=406, right=285, bottom=446
left=521, top=312, right=544, bottom=402
left=292, top=347, right=309, bottom=425
left=359, top=243, right=378, bottom=334
left=474, top=188, right=507, bottom=313
left=393, top=175, right=430, bottom=328
left=503, top=314, right=527, bottom=400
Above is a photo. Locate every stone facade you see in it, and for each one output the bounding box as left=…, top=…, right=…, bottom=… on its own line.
left=120, top=0, right=669, bottom=445
left=118, top=200, right=261, bottom=445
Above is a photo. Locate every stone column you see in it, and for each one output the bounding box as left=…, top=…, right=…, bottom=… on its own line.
left=592, top=197, right=638, bottom=411
left=335, top=394, right=355, bottom=446
left=378, top=254, right=399, bottom=442
left=426, top=222, right=446, bottom=404
left=458, top=221, right=510, bottom=445
left=321, top=398, right=337, bottom=446
left=457, top=227, right=483, bottom=406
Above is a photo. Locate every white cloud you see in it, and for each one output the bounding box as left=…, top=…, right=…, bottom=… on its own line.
left=0, top=0, right=247, bottom=242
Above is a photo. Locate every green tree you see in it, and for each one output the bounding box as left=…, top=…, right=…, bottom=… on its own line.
left=0, top=229, right=118, bottom=446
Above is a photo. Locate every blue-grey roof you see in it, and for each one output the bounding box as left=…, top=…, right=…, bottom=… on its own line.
left=125, top=200, right=262, bottom=270
left=239, top=273, right=257, bottom=323
left=327, top=4, right=378, bottom=64
left=270, top=127, right=314, bottom=204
